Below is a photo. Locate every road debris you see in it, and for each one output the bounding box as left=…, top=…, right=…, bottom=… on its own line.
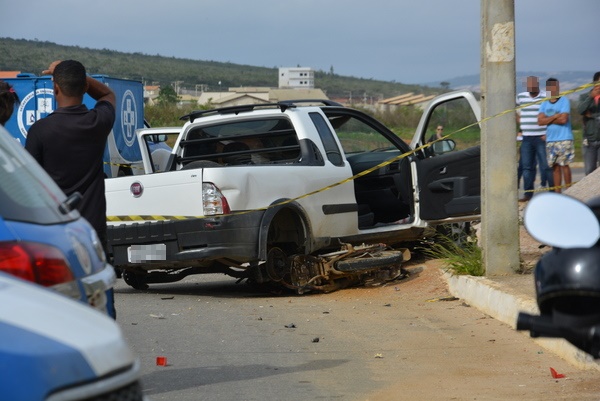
left=550, top=367, right=565, bottom=379
left=425, top=296, right=459, bottom=302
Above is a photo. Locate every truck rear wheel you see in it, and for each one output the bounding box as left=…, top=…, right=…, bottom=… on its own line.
left=122, top=270, right=149, bottom=290
left=264, top=208, right=308, bottom=289
left=265, top=247, right=290, bottom=283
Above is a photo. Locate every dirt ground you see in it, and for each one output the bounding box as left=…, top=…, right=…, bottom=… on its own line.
left=352, top=192, right=600, bottom=400
left=336, top=259, right=600, bottom=400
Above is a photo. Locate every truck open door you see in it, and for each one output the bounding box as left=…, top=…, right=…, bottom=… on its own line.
left=410, top=91, right=482, bottom=222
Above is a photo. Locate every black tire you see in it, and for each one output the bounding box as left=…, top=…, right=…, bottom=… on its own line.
left=122, top=270, right=149, bottom=290
left=265, top=247, right=290, bottom=283
left=335, top=250, right=404, bottom=272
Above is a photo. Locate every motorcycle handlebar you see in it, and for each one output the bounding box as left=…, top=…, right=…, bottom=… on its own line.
left=517, top=312, right=600, bottom=358
left=516, top=312, right=563, bottom=338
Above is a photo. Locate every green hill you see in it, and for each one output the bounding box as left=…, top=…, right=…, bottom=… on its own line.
left=0, top=37, right=438, bottom=99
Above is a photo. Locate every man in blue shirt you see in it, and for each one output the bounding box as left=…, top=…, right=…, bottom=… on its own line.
left=538, top=78, right=573, bottom=193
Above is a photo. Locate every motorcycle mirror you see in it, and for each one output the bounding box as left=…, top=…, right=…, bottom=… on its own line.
left=524, top=192, right=600, bottom=248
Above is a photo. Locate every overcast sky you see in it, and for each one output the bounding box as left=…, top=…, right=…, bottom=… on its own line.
left=2, top=1, right=598, bottom=85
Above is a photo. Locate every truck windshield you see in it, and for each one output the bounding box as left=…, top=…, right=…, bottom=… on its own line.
left=180, top=117, right=301, bottom=166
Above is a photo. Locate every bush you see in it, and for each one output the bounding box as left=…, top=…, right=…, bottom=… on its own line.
left=419, top=232, right=484, bottom=276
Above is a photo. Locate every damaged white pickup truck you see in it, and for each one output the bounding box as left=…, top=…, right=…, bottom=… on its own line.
left=105, top=91, right=481, bottom=292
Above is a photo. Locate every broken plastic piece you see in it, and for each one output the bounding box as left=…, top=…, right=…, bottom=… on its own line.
left=550, top=367, right=565, bottom=379
left=156, top=356, right=168, bottom=366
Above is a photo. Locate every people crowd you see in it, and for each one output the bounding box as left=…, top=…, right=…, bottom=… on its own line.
left=515, top=72, right=600, bottom=201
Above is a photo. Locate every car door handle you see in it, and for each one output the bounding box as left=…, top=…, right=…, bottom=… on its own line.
left=428, top=177, right=468, bottom=196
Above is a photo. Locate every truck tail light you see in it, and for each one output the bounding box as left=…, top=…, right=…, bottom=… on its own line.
left=0, top=242, right=75, bottom=287
left=202, top=182, right=231, bottom=216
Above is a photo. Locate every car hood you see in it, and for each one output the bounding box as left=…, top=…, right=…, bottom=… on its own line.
left=0, top=273, right=136, bottom=400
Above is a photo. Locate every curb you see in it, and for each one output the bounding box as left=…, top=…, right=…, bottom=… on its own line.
left=441, top=270, right=600, bottom=371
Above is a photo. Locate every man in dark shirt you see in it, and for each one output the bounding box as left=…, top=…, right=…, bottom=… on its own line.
left=578, top=72, right=600, bottom=175
left=25, top=60, right=115, bottom=251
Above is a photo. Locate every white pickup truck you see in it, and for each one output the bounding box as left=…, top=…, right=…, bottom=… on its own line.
left=105, top=91, right=482, bottom=292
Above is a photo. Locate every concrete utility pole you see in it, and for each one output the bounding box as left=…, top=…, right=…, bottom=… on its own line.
left=480, top=0, right=520, bottom=275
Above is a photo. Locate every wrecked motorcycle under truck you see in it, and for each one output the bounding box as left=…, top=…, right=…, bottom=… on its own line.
left=105, top=92, right=482, bottom=293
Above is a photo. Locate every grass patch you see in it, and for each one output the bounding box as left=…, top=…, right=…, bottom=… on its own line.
left=419, top=234, right=484, bottom=276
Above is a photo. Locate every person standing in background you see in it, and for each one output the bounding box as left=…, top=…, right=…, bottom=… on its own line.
left=428, top=125, right=445, bottom=142
left=538, top=78, right=574, bottom=193
left=25, top=60, right=115, bottom=252
left=0, top=80, right=19, bottom=126
left=577, top=71, right=600, bottom=175
left=517, top=76, right=551, bottom=202
left=24, top=60, right=116, bottom=316
left=516, top=129, right=523, bottom=189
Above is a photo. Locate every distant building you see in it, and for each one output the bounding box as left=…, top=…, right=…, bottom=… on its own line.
left=196, top=87, right=328, bottom=108
left=144, top=85, right=160, bottom=105
left=378, top=92, right=437, bottom=112
left=0, top=71, right=21, bottom=79
left=197, top=88, right=270, bottom=108
left=278, top=67, right=314, bottom=89
left=146, top=67, right=327, bottom=109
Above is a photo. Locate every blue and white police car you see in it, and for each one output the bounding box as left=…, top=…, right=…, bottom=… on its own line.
left=0, top=272, right=146, bottom=400
left=0, top=125, right=116, bottom=317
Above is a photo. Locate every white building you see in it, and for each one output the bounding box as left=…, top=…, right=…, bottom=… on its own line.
left=278, top=67, right=314, bottom=89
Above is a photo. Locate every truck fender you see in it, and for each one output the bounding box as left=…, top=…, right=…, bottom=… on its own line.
left=257, top=200, right=317, bottom=260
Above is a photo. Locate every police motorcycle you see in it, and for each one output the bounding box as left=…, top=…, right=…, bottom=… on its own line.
left=516, top=192, right=600, bottom=358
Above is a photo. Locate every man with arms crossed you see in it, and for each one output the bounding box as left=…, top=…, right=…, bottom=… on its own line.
left=538, top=78, right=573, bottom=193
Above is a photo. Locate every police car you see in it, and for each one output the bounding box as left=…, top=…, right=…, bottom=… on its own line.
left=0, top=272, right=146, bottom=400
left=0, top=125, right=116, bottom=317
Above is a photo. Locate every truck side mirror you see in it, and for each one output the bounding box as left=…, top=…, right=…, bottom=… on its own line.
left=149, top=134, right=168, bottom=143
left=432, top=139, right=456, bottom=155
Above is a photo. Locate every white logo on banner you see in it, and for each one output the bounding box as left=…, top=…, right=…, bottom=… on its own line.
left=121, top=90, right=137, bottom=147
left=16, top=88, right=54, bottom=139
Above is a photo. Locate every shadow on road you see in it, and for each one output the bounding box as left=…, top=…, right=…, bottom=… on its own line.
left=140, top=359, right=349, bottom=395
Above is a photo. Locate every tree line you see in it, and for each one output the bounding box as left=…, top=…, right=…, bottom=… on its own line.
left=0, top=37, right=437, bottom=99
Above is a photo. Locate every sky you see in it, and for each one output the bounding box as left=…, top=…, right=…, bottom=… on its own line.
left=1, top=1, right=598, bottom=85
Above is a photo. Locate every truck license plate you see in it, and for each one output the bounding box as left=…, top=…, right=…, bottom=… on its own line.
left=127, top=244, right=167, bottom=263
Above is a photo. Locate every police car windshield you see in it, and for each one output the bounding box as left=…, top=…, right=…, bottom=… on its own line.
left=0, top=127, right=79, bottom=224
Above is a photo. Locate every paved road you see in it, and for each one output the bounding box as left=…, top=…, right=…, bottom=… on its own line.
left=114, top=261, right=600, bottom=401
